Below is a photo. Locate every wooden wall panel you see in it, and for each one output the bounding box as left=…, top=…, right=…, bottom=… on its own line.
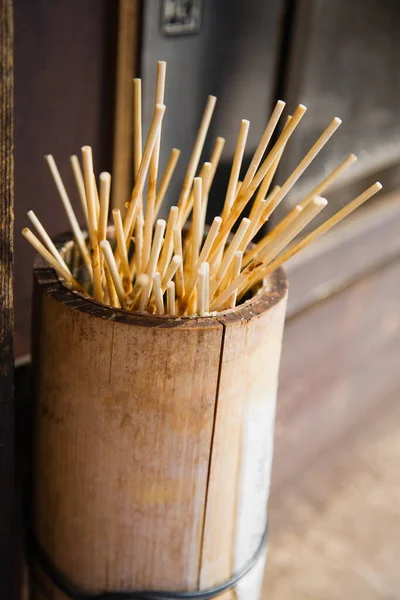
left=0, top=0, right=14, bottom=595
left=14, top=0, right=118, bottom=356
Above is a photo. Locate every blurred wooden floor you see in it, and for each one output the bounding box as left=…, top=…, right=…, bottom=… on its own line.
left=264, top=385, right=400, bottom=599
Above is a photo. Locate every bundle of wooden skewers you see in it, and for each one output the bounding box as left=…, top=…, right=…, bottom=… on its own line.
left=23, top=61, right=382, bottom=316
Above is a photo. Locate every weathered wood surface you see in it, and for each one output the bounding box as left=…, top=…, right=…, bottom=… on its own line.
left=263, top=255, right=400, bottom=599
left=31, top=249, right=287, bottom=599
left=0, top=0, right=14, bottom=596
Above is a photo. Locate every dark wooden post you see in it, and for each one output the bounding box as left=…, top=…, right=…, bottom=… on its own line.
left=0, top=0, right=14, bottom=596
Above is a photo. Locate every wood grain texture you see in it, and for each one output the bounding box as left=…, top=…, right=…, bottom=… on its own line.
left=0, top=0, right=14, bottom=595
left=31, top=240, right=287, bottom=598
left=112, top=0, right=142, bottom=211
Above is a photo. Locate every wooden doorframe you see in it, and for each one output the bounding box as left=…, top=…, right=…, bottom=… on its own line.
left=0, top=0, right=14, bottom=595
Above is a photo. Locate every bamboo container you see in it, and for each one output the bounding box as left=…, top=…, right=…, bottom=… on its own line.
left=31, top=233, right=288, bottom=600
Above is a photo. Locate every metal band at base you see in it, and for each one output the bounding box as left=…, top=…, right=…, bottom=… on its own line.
left=26, top=507, right=268, bottom=600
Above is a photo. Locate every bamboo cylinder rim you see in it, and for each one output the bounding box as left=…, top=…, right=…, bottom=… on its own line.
left=33, top=231, right=288, bottom=327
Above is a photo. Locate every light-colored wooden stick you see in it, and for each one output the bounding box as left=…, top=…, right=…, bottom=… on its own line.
left=143, top=62, right=167, bottom=270
left=27, top=210, right=70, bottom=272
left=81, top=147, right=103, bottom=302
left=161, top=255, right=182, bottom=293
left=211, top=197, right=327, bottom=310
left=133, top=212, right=144, bottom=275
left=249, top=115, right=293, bottom=220
left=69, top=154, right=89, bottom=229
left=123, top=104, right=166, bottom=243
left=251, top=181, right=383, bottom=288
left=45, top=154, right=93, bottom=279
left=100, top=240, right=127, bottom=309
left=262, top=117, right=342, bottom=222
left=142, top=219, right=166, bottom=307
left=112, top=208, right=131, bottom=290
left=22, top=227, right=84, bottom=293
left=238, top=199, right=267, bottom=254
left=298, top=153, right=358, bottom=209
left=206, top=137, right=226, bottom=193
left=191, top=177, right=203, bottom=274
left=133, top=78, right=142, bottom=180
left=202, top=261, right=210, bottom=314
left=177, top=95, right=217, bottom=217
left=138, top=275, right=152, bottom=310
left=98, top=172, right=111, bottom=244
left=227, top=251, right=243, bottom=309
left=173, top=225, right=185, bottom=299
left=180, top=216, right=222, bottom=307
left=199, top=162, right=213, bottom=242
left=93, top=174, right=100, bottom=224
left=166, top=281, right=176, bottom=315
left=153, top=272, right=165, bottom=315
left=210, top=217, right=250, bottom=298
left=157, top=206, right=179, bottom=278
left=154, top=148, right=181, bottom=220
left=103, top=261, right=120, bottom=308
left=243, top=198, right=299, bottom=268
left=221, top=120, right=250, bottom=219
left=241, top=99, right=286, bottom=192
left=208, top=104, right=307, bottom=264
left=129, top=273, right=149, bottom=310
left=197, top=264, right=206, bottom=316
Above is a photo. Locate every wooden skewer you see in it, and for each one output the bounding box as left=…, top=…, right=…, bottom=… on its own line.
left=250, top=115, right=293, bottom=220
left=133, top=212, right=144, bottom=275
left=181, top=216, right=222, bottom=306
left=211, top=197, right=327, bottom=310
left=157, top=206, right=179, bottom=278
left=93, top=174, right=100, bottom=224
left=45, top=154, right=92, bottom=279
left=208, top=104, right=307, bottom=265
left=262, top=117, right=342, bottom=222
left=221, top=119, right=250, bottom=219
left=243, top=198, right=300, bottom=268
left=123, top=103, right=166, bottom=244
left=100, top=240, right=127, bottom=309
left=226, top=251, right=243, bottom=310
left=210, top=217, right=250, bottom=299
left=103, top=261, right=120, bottom=308
left=172, top=225, right=185, bottom=299
left=199, top=162, right=212, bottom=242
left=206, top=137, right=226, bottom=193
left=140, top=219, right=166, bottom=307
left=154, top=148, right=181, bottom=220
left=166, top=281, right=176, bottom=315
left=298, top=153, right=358, bottom=209
left=112, top=208, right=131, bottom=290
left=177, top=95, right=217, bottom=218
left=133, top=78, right=142, bottom=180
left=69, top=154, right=89, bottom=229
left=22, top=227, right=84, bottom=293
left=27, top=210, right=70, bottom=272
left=161, top=255, right=182, bottom=293
left=153, top=272, right=165, bottom=315
left=241, top=99, right=286, bottom=192
left=190, top=177, right=203, bottom=274
left=238, top=199, right=268, bottom=254
left=138, top=275, right=153, bottom=310
left=143, top=62, right=167, bottom=269
left=202, top=261, right=210, bottom=314
left=129, top=273, right=149, bottom=310
left=81, top=147, right=103, bottom=302
left=249, top=182, right=383, bottom=289
left=197, top=264, right=206, bottom=316
left=98, top=172, right=111, bottom=244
